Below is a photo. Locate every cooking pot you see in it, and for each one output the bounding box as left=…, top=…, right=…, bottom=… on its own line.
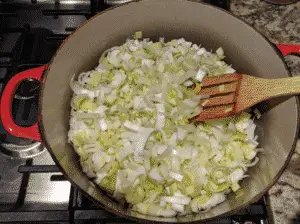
left=1, top=0, right=300, bottom=222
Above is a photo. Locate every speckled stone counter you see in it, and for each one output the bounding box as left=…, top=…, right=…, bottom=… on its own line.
left=230, top=1, right=300, bottom=223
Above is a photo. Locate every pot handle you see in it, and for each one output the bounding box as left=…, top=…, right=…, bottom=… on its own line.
left=0, top=65, right=47, bottom=142
left=276, top=44, right=300, bottom=56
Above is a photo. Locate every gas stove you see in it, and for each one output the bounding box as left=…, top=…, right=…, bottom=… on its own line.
left=0, top=0, right=269, bottom=223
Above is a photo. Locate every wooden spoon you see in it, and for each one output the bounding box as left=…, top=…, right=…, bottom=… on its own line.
left=191, top=73, right=300, bottom=122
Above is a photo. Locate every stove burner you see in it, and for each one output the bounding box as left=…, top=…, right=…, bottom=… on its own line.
left=0, top=27, right=54, bottom=157
left=0, top=142, right=45, bottom=159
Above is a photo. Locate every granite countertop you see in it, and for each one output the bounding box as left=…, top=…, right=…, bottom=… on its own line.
left=230, top=0, right=300, bottom=223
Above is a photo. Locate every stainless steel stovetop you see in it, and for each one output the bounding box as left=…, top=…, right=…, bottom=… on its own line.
left=0, top=1, right=269, bottom=223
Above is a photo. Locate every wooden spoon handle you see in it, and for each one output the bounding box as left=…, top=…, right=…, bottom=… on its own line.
left=260, top=75, right=300, bottom=99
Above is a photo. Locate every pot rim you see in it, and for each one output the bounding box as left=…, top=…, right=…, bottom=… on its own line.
left=38, top=0, right=300, bottom=223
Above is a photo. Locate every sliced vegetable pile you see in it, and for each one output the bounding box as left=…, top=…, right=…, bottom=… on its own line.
left=68, top=33, right=262, bottom=217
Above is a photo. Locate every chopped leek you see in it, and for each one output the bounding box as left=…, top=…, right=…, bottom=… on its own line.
left=69, top=33, right=261, bottom=217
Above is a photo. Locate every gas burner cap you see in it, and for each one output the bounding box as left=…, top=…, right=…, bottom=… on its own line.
left=0, top=142, right=45, bottom=159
